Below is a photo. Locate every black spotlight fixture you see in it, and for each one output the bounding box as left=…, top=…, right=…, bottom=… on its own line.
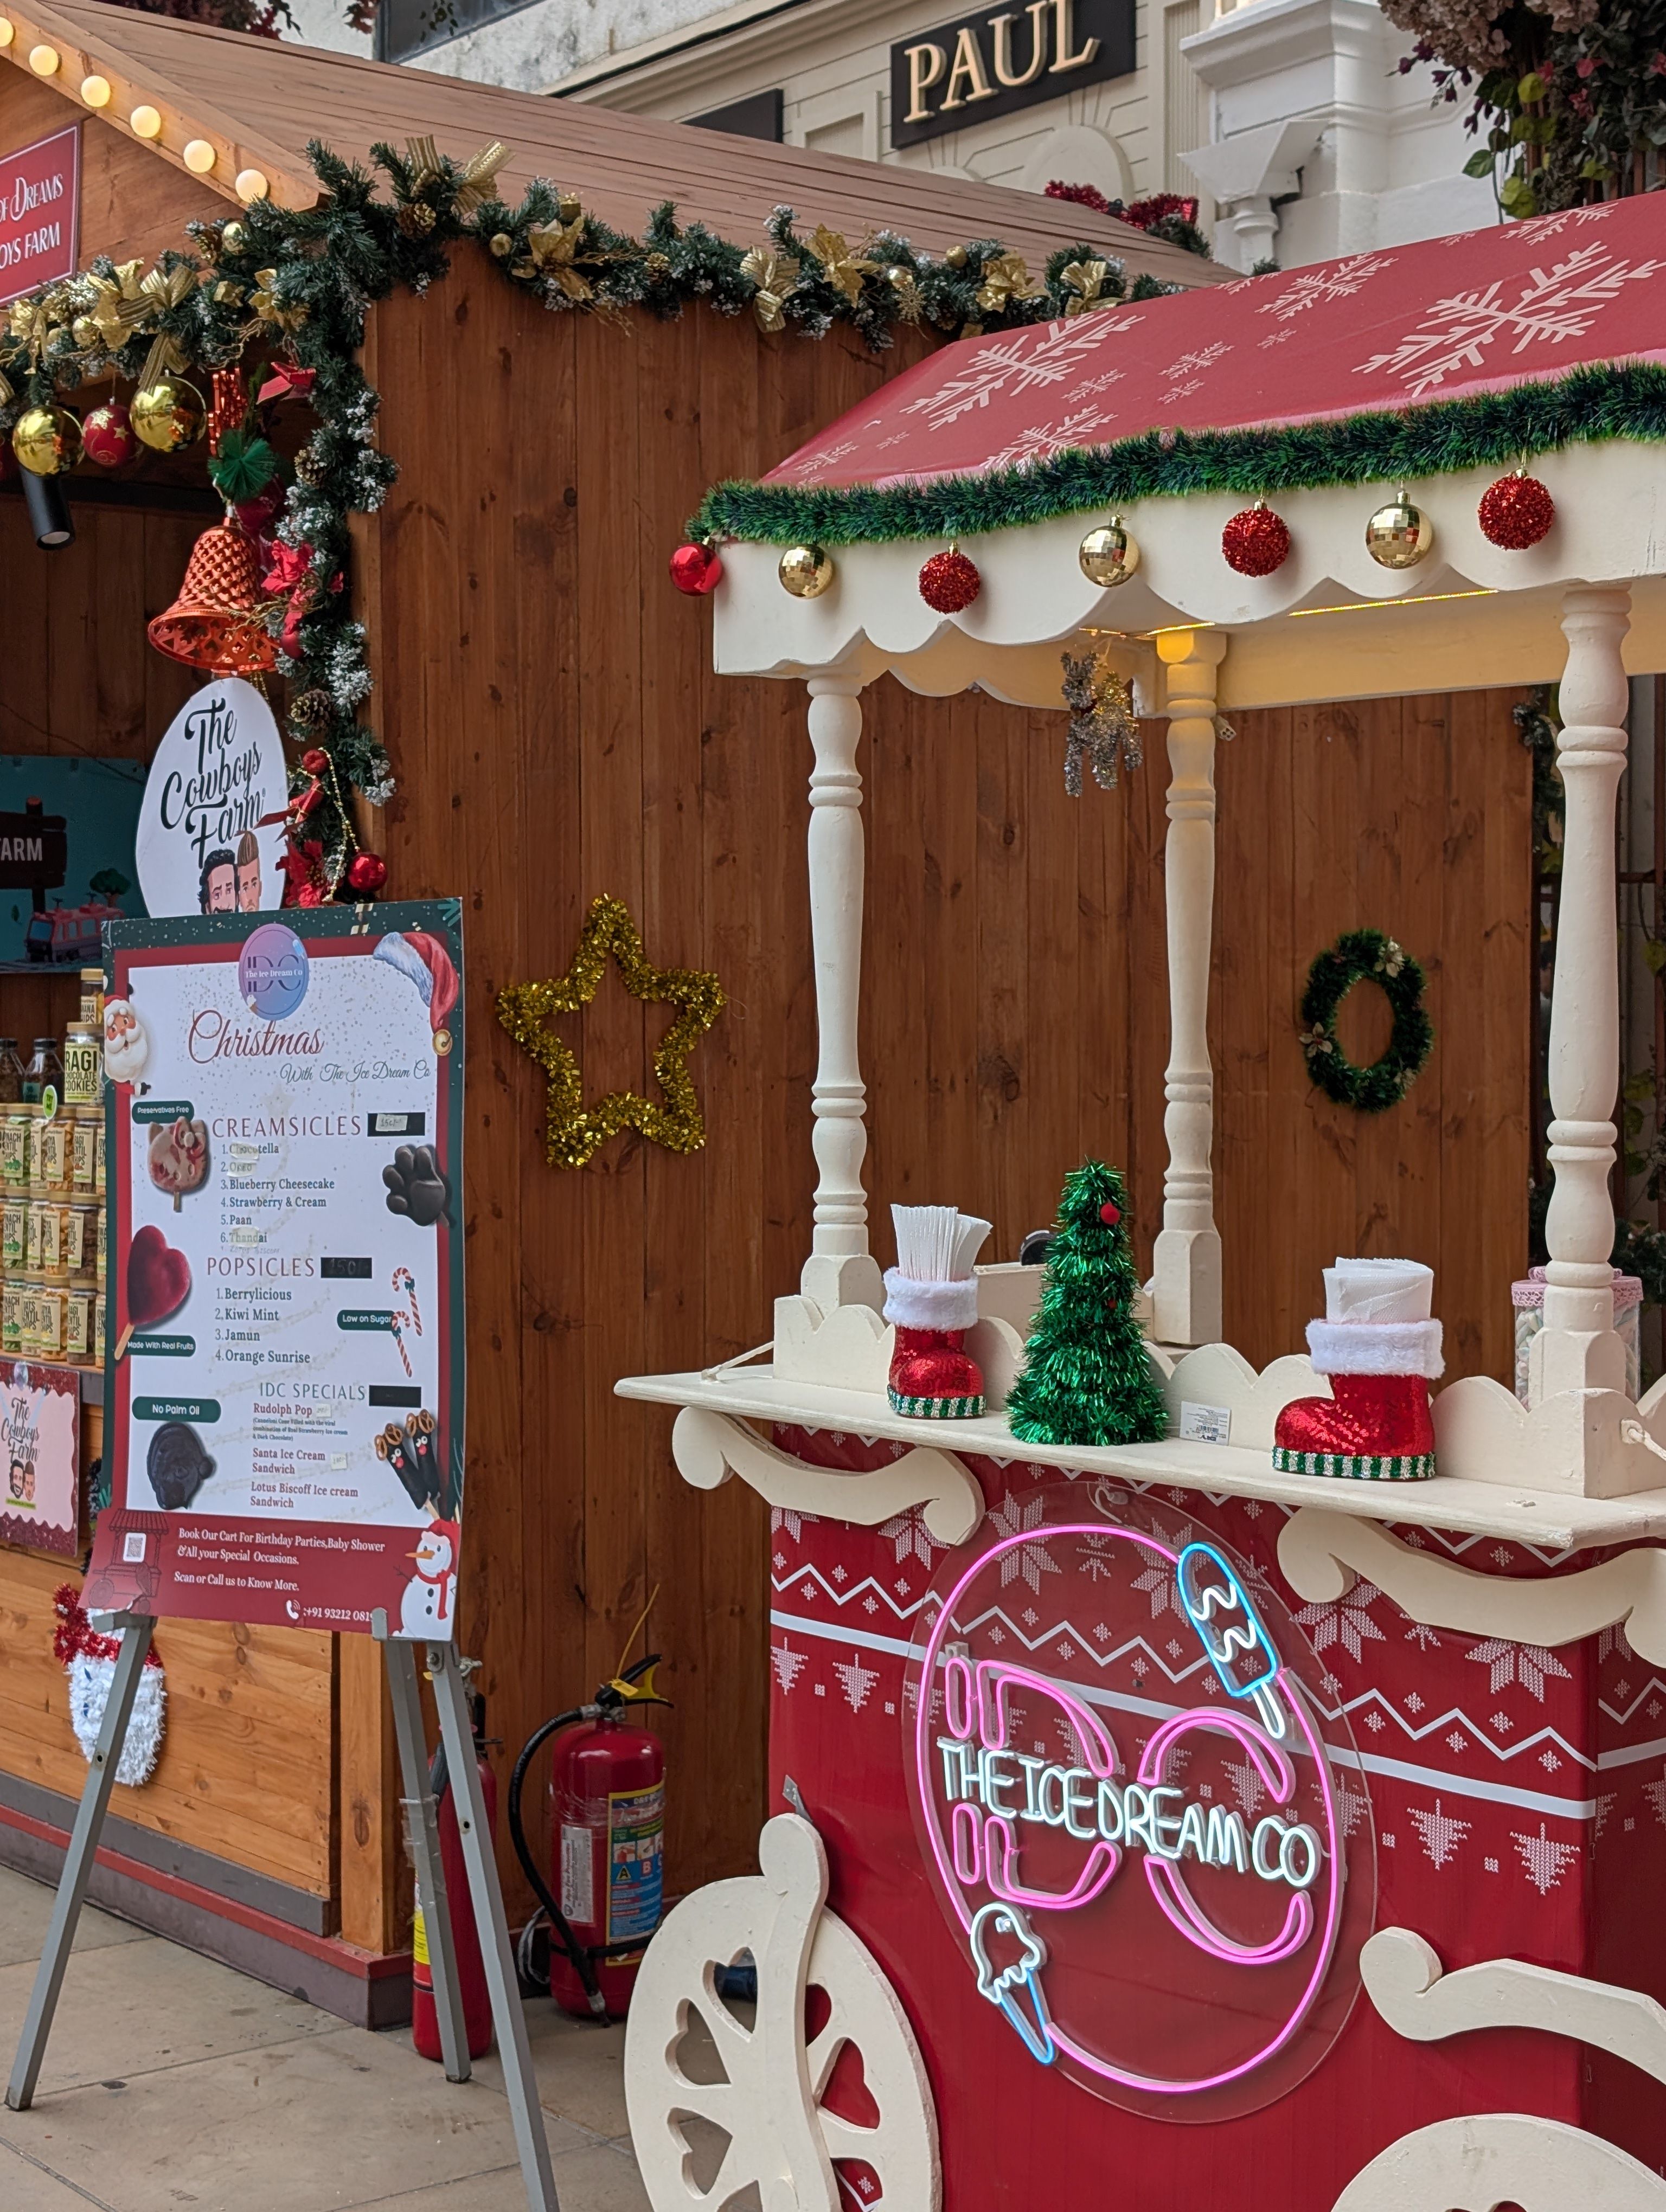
left=20, top=469, right=74, bottom=550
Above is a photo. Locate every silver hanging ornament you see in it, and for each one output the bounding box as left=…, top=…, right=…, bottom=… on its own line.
left=1078, top=518, right=1140, bottom=588
left=1060, top=648, right=1142, bottom=796
left=1365, top=487, right=1435, bottom=569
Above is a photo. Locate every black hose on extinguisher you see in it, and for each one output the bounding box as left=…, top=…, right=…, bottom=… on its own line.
left=507, top=1705, right=609, bottom=2018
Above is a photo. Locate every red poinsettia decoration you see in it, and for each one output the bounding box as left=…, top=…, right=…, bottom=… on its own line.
left=279, top=839, right=328, bottom=906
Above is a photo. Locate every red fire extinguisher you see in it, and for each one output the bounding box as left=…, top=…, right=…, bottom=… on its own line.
left=412, top=1678, right=496, bottom=2062
left=508, top=1649, right=669, bottom=2021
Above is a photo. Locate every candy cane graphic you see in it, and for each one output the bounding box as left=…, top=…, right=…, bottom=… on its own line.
left=389, top=1268, right=422, bottom=1376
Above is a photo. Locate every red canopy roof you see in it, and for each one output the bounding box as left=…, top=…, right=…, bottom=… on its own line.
left=766, top=198, right=1666, bottom=494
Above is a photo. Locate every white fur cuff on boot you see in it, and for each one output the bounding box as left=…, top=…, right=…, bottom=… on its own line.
left=1306, top=1318, right=1444, bottom=1379
left=883, top=1271, right=979, bottom=1330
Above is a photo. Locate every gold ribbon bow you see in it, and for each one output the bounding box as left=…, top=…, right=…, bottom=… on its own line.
left=405, top=134, right=443, bottom=194
left=249, top=267, right=310, bottom=332
left=975, top=251, right=1035, bottom=314
left=808, top=224, right=876, bottom=305
left=740, top=247, right=799, bottom=333
left=518, top=217, right=593, bottom=301
left=1059, top=258, right=1110, bottom=316
left=139, top=263, right=200, bottom=315
left=81, top=260, right=151, bottom=349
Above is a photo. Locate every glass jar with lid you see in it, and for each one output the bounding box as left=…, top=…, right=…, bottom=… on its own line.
left=22, top=1038, right=62, bottom=1106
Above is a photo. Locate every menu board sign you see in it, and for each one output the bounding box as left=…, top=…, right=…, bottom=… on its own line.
left=84, top=901, right=466, bottom=1637
left=0, top=126, right=79, bottom=307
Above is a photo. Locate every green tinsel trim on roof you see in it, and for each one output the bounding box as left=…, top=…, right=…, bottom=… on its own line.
left=689, top=359, right=1666, bottom=546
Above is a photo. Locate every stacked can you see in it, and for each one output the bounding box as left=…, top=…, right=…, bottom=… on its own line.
left=0, top=981, right=106, bottom=1368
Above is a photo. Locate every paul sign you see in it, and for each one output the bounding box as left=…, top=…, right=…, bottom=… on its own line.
left=890, top=0, right=1135, bottom=149
left=905, top=1489, right=1374, bottom=2119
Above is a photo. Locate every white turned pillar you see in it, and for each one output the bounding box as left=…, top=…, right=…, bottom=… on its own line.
left=1530, top=587, right=1632, bottom=1405
left=800, top=675, right=884, bottom=1313
left=1151, top=629, right=1228, bottom=1347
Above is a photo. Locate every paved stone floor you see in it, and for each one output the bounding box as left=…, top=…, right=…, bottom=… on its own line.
left=0, top=1865, right=651, bottom=2211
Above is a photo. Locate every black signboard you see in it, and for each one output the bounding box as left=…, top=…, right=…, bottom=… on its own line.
left=890, top=0, right=1136, bottom=149
left=0, top=806, right=67, bottom=893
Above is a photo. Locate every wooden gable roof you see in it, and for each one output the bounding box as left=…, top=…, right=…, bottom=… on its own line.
left=0, top=0, right=1231, bottom=284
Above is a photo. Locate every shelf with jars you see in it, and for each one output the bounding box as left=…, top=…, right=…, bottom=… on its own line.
left=0, top=967, right=108, bottom=1379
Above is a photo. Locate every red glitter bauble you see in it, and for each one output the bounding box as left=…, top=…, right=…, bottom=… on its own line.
left=1478, top=472, right=1555, bottom=550
left=919, top=546, right=982, bottom=614
left=1222, top=504, right=1291, bottom=577
left=81, top=400, right=138, bottom=469
left=346, top=851, right=388, bottom=896
left=669, top=540, right=723, bottom=595
left=301, top=748, right=330, bottom=775
left=1099, top=1200, right=1122, bottom=1226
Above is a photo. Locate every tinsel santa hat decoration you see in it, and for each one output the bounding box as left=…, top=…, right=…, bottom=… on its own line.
left=1272, top=1258, right=1443, bottom=1482
left=884, top=1205, right=991, bottom=1419
left=53, top=1585, right=166, bottom=1787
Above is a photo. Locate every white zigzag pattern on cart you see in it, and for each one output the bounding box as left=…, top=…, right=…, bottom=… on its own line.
left=1596, top=1675, right=1666, bottom=1728
left=773, top=1574, right=1618, bottom=1772
left=769, top=1610, right=1599, bottom=1822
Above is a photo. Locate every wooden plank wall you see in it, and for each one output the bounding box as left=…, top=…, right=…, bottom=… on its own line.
left=366, top=262, right=1533, bottom=1923
left=0, top=496, right=337, bottom=1907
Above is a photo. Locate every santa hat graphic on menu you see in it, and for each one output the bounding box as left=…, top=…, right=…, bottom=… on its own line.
left=373, top=932, right=459, bottom=1051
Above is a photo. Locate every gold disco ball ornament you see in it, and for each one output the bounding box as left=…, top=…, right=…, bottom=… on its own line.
left=132, top=376, right=206, bottom=454
left=779, top=543, right=835, bottom=599
left=1079, top=519, right=1139, bottom=588
left=1365, top=488, right=1434, bottom=570
left=12, top=404, right=81, bottom=476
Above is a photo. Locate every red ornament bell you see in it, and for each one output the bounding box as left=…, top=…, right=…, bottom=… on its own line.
left=346, top=851, right=388, bottom=896
left=919, top=545, right=981, bottom=614
left=1478, top=471, right=1555, bottom=550
left=82, top=400, right=138, bottom=469
left=1099, top=1201, right=1122, bottom=1226
left=669, top=540, right=722, bottom=595
left=1222, top=502, right=1291, bottom=577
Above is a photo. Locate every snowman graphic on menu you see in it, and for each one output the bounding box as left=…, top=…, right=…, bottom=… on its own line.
left=399, top=1522, right=458, bottom=1637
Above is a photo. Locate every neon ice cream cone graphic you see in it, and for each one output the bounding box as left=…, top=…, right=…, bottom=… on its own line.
left=970, top=1900, right=1055, bottom=2065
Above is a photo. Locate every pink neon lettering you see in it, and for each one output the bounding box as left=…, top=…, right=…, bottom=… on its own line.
left=914, top=1520, right=1349, bottom=2099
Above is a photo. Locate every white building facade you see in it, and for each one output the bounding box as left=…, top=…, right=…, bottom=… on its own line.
left=289, top=0, right=1498, bottom=271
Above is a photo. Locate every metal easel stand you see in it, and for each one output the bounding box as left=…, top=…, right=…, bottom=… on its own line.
left=7, top=1611, right=155, bottom=2113
left=373, top=1612, right=560, bottom=2212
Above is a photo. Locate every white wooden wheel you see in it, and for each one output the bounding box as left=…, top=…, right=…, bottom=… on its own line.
left=625, top=1816, right=939, bottom=2212
left=1331, top=2114, right=1666, bottom=2212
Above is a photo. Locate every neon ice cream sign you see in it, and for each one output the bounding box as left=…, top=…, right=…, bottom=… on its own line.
left=908, top=1505, right=1371, bottom=2115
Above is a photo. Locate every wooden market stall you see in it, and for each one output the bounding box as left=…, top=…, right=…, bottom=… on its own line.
left=0, top=0, right=1243, bottom=2018
left=609, top=199, right=1666, bottom=2209
left=0, top=0, right=1540, bottom=2053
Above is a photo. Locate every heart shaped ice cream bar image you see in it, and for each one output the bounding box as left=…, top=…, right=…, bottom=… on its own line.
left=127, top=1224, right=192, bottom=1329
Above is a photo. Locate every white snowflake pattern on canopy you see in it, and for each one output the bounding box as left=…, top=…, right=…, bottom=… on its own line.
left=1256, top=252, right=1397, bottom=323
left=899, top=315, right=1142, bottom=433
left=1356, top=243, right=1666, bottom=397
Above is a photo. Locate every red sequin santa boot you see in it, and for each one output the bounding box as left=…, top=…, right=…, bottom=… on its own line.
left=885, top=1205, right=991, bottom=1419
left=1273, top=1258, right=1443, bottom=1482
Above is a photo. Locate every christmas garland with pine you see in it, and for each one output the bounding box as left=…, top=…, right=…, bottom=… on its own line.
left=0, top=138, right=1174, bottom=891
left=688, top=356, right=1666, bottom=548
left=1298, top=928, right=1433, bottom=1114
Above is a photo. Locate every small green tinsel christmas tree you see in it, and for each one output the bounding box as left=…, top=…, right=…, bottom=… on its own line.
left=1006, top=1160, right=1169, bottom=1449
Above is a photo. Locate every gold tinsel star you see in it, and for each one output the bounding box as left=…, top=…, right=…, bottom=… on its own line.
left=496, top=895, right=726, bottom=1170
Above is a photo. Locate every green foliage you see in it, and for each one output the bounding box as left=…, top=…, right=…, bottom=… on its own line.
left=1298, top=929, right=1433, bottom=1114
left=0, top=142, right=1152, bottom=891
left=1006, top=1161, right=1169, bottom=1449
left=690, top=359, right=1666, bottom=546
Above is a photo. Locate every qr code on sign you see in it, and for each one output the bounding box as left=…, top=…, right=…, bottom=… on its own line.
left=122, top=1533, right=147, bottom=1563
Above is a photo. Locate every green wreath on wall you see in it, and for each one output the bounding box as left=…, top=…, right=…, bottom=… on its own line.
left=1298, top=929, right=1433, bottom=1113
